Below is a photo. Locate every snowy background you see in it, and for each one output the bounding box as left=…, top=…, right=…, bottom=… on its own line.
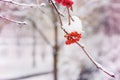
left=0, top=0, right=120, bottom=80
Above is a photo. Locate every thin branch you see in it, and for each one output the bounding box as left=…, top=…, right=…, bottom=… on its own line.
left=0, top=0, right=46, bottom=8
left=49, top=0, right=64, bottom=26
left=53, top=23, right=59, bottom=80
left=0, top=15, right=27, bottom=25
left=49, top=0, right=68, bottom=34
left=67, top=8, right=71, bottom=25
left=32, top=24, right=37, bottom=68
left=67, top=8, right=74, bottom=25
left=0, top=71, right=53, bottom=80
left=50, top=0, right=115, bottom=78
left=76, top=42, right=115, bottom=78
left=49, top=1, right=64, bottom=17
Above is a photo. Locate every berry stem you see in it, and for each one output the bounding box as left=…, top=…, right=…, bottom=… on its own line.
left=67, top=7, right=74, bottom=24
left=49, top=0, right=63, bottom=26
left=67, top=8, right=71, bottom=25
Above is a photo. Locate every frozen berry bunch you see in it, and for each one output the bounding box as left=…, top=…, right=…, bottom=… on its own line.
left=64, top=31, right=82, bottom=45
left=62, top=16, right=84, bottom=45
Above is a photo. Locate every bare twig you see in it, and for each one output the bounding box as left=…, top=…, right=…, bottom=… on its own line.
left=67, top=8, right=74, bottom=25
left=67, top=8, right=71, bottom=25
left=53, top=23, right=59, bottom=80
left=76, top=42, right=115, bottom=78
left=0, top=0, right=45, bottom=8
left=49, top=1, right=64, bottom=17
left=0, top=15, right=27, bottom=25
left=32, top=24, right=37, bottom=68
left=49, top=0, right=64, bottom=26
left=0, top=71, right=53, bottom=80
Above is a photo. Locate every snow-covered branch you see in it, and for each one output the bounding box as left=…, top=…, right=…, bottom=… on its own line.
left=50, top=0, right=115, bottom=78
left=0, top=0, right=46, bottom=8
left=0, top=15, right=27, bottom=25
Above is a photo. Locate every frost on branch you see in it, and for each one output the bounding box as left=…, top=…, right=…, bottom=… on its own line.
left=0, top=0, right=46, bottom=8
left=0, top=15, right=27, bottom=25
left=0, top=0, right=46, bottom=25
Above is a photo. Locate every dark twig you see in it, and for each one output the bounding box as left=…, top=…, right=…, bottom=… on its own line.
left=53, top=24, right=59, bottom=80
left=49, top=0, right=64, bottom=17
left=67, top=8, right=74, bottom=25
left=32, top=24, right=36, bottom=68
left=49, top=0, right=63, bottom=26
left=67, top=8, right=71, bottom=25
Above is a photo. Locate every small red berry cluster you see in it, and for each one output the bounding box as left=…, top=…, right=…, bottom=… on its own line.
left=55, top=0, right=74, bottom=8
left=64, top=31, right=82, bottom=45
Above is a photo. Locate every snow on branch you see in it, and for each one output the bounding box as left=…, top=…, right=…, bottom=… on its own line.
left=0, top=0, right=46, bottom=8
left=0, top=15, right=27, bottom=25
left=0, top=0, right=46, bottom=25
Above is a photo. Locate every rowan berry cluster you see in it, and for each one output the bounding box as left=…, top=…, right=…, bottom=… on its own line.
left=64, top=31, right=82, bottom=45
left=55, top=0, right=74, bottom=8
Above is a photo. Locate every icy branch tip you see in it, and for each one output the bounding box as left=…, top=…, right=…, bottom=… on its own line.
left=95, top=61, right=115, bottom=78
left=103, top=70, right=115, bottom=78
left=100, top=67, right=115, bottom=78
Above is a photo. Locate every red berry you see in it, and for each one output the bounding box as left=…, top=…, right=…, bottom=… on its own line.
left=55, top=0, right=74, bottom=8
left=64, top=31, right=82, bottom=45
left=62, top=0, right=73, bottom=8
